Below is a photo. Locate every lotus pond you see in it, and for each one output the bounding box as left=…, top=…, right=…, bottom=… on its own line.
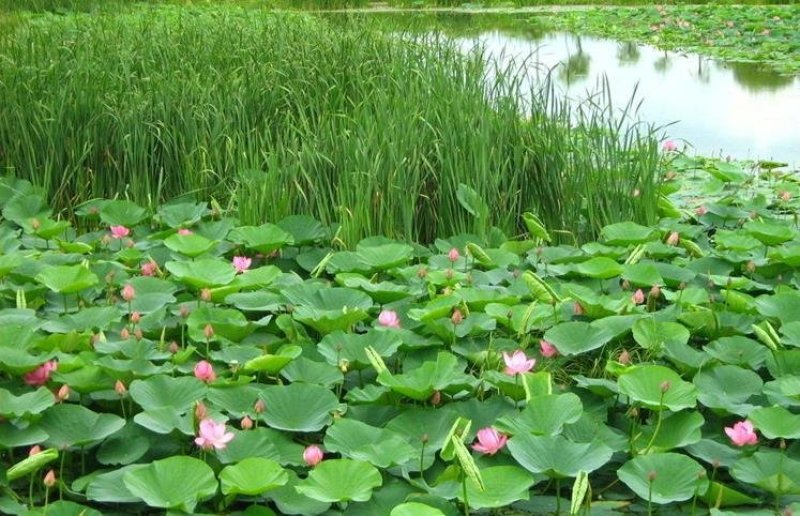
left=0, top=151, right=800, bottom=515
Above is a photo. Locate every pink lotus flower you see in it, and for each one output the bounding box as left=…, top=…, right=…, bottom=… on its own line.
left=194, top=418, right=234, bottom=450
left=378, top=309, right=400, bottom=328
left=177, top=228, right=193, bottom=236
left=240, top=416, right=253, bottom=430
left=232, top=256, right=251, bottom=274
left=502, top=350, right=536, bottom=375
left=471, top=427, right=507, bottom=455
left=43, top=470, right=56, bottom=488
left=662, top=140, right=678, bottom=152
left=539, top=340, right=558, bottom=358
left=725, top=420, right=758, bottom=447
left=109, top=225, right=130, bottom=239
left=631, top=289, right=645, bottom=305
left=56, top=384, right=70, bottom=402
left=114, top=380, right=127, bottom=396
left=194, top=360, right=216, bottom=382
left=140, top=261, right=157, bottom=276
left=303, top=445, right=324, bottom=467
left=24, top=361, right=57, bottom=386
left=448, top=248, right=460, bottom=262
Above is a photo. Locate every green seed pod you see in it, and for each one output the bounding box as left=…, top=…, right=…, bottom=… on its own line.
left=465, top=242, right=492, bottom=267
left=522, top=212, right=552, bottom=243
left=522, top=271, right=561, bottom=304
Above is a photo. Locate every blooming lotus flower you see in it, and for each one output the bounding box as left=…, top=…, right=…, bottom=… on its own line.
left=303, top=445, right=324, bottom=467
left=471, top=427, right=507, bottom=455
left=448, top=248, right=460, bottom=262
left=662, top=140, right=677, bottom=152
left=631, top=289, right=645, bottom=305
left=378, top=309, right=400, bottom=328
left=539, top=340, right=558, bottom=358
left=109, top=225, right=130, bottom=239
left=725, top=420, right=758, bottom=447
left=194, top=418, right=234, bottom=450
left=232, top=256, right=251, bottom=274
left=24, top=361, right=57, bottom=386
left=502, top=350, right=535, bottom=375
left=194, top=360, right=216, bottom=382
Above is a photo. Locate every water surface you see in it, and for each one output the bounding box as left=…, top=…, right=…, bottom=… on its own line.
left=454, top=30, right=800, bottom=164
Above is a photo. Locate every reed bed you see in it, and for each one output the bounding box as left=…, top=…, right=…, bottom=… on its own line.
left=0, top=6, right=660, bottom=244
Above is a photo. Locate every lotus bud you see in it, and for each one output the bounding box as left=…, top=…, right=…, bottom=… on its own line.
left=114, top=380, right=127, bottom=396
left=695, top=205, right=708, bottom=216
left=56, top=385, right=69, bottom=402
left=660, top=381, right=671, bottom=393
left=631, top=289, right=645, bottom=305
left=445, top=268, right=454, bottom=280
left=746, top=261, right=756, bottom=273
left=664, top=170, right=677, bottom=180
left=240, top=416, right=253, bottom=430
left=168, top=341, right=180, bottom=354
left=649, top=285, right=661, bottom=299
left=779, top=191, right=791, bottom=202
left=121, top=284, right=135, bottom=302
left=421, top=433, right=429, bottom=444
left=416, top=266, right=428, bottom=279
left=43, top=470, right=56, bottom=488
left=140, top=260, right=157, bottom=277
left=203, top=324, right=214, bottom=340
left=29, top=445, right=42, bottom=456
left=179, top=304, right=191, bottom=318
left=254, top=399, right=266, bottom=414
left=134, top=328, right=143, bottom=341
left=666, top=231, right=680, bottom=246
left=120, top=328, right=130, bottom=340
left=31, top=218, right=41, bottom=231
left=130, top=311, right=141, bottom=325
left=339, top=359, right=349, bottom=374
left=448, top=248, right=460, bottom=262
left=573, top=302, right=585, bottom=316
left=619, top=349, right=632, bottom=365
left=194, top=401, right=208, bottom=421
left=442, top=287, right=452, bottom=296
left=303, top=445, right=324, bottom=467
left=621, top=279, right=631, bottom=291
left=430, top=390, right=441, bottom=406
left=200, top=288, right=212, bottom=302
left=451, top=309, right=463, bottom=325
left=647, top=470, right=657, bottom=482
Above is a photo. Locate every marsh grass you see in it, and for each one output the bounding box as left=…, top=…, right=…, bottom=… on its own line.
left=0, top=6, right=660, bottom=244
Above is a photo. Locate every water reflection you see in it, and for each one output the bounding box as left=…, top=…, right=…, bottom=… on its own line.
left=455, top=31, right=800, bottom=163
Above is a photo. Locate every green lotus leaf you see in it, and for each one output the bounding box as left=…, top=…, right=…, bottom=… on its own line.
left=748, top=406, right=800, bottom=439
left=156, top=201, right=207, bottom=228
left=163, top=233, right=217, bottom=257
left=755, top=291, right=800, bottom=324
left=704, top=336, right=768, bottom=368
left=265, top=470, right=331, bottom=515
left=99, top=200, right=148, bottom=227
left=23, top=500, right=102, bottom=516
left=632, top=411, right=704, bottom=452
left=693, top=365, right=762, bottom=415
left=36, top=265, right=99, bottom=294
left=280, top=357, right=343, bottom=388
left=123, top=456, right=218, bottom=512
left=743, top=220, right=795, bottom=245
left=186, top=304, right=253, bottom=342
left=225, top=291, right=284, bottom=312
left=96, top=423, right=150, bottom=465
left=496, top=393, right=583, bottom=436
left=391, top=502, right=446, bottom=516
left=618, top=453, right=708, bottom=504
left=277, top=215, right=326, bottom=246
left=129, top=375, right=207, bottom=412
left=318, top=330, right=401, bottom=369
left=731, top=451, right=800, bottom=495
left=621, top=263, right=664, bottom=287
left=0, top=422, right=49, bottom=449
left=543, top=321, right=614, bottom=356
left=3, top=193, right=51, bottom=229
left=289, top=287, right=374, bottom=334
left=507, top=434, right=612, bottom=478
left=296, top=459, right=382, bottom=503
left=215, top=428, right=283, bottom=465
left=229, top=223, right=294, bottom=254
left=165, top=258, right=236, bottom=289
left=335, top=273, right=417, bottom=303
left=701, top=481, right=759, bottom=508
left=324, top=418, right=416, bottom=468
left=458, top=466, right=535, bottom=509
left=377, top=352, right=474, bottom=401
left=85, top=465, right=148, bottom=504
left=39, top=404, right=125, bottom=449
left=601, top=222, right=659, bottom=245
left=258, top=383, right=339, bottom=432
left=618, top=365, right=697, bottom=411
left=242, top=345, right=302, bottom=374
left=574, top=257, right=623, bottom=279
left=220, top=458, right=288, bottom=496
left=0, top=387, right=54, bottom=419
left=632, top=319, right=690, bottom=351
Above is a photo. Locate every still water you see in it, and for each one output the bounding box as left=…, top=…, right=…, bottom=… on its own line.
left=453, top=31, right=800, bottom=164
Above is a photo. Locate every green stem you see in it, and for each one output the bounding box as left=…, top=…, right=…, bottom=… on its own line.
left=643, top=393, right=666, bottom=454
left=647, top=478, right=653, bottom=516
left=556, top=478, right=561, bottom=515
left=461, top=469, right=470, bottom=516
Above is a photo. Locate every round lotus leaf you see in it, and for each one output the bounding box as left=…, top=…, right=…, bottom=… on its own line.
left=219, top=457, right=288, bottom=496
left=258, top=383, right=339, bottom=432
left=618, top=365, right=697, bottom=411
left=543, top=321, right=614, bottom=356
left=507, top=434, right=612, bottom=478
left=123, top=456, right=218, bottom=512
left=39, top=404, right=125, bottom=449
left=458, top=466, right=535, bottom=510
left=295, top=459, right=382, bottom=503
left=731, top=450, right=800, bottom=495
left=618, top=453, right=708, bottom=504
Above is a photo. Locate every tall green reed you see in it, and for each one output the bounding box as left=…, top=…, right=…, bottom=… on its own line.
left=0, top=6, right=661, bottom=245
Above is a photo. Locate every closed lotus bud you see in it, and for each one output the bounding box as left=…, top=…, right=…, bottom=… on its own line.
left=451, top=309, right=463, bottom=325
left=168, top=341, right=180, bottom=354
left=203, top=324, right=214, bottom=340
left=416, top=266, right=428, bottom=279
left=179, top=304, right=191, bottom=318
left=746, top=261, right=756, bottom=273
left=621, top=280, right=631, bottom=291
left=448, top=248, right=460, bottom=262
left=660, top=381, right=672, bottom=393
left=666, top=231, right=680, bottom=246
left=121, top=284, right=135, bottom=302
left=240, top=416, right=253, bottom=430
left=114, top=380, right=127, bottom=396
left=134, top=328, right=143, bottom=341
left=664, top=170, right=677, bottom=180
left=647, top=470, right=657, bottom=482
left=695, top=205, right=708, bottom=216
left=303, top=445, right=324, bottom=467
left=430, top=390, right=441, bottom=406
left=29, top=445, right=42, bottom=456
left=56, top=385, right=70, bottom=402
left=649, top=285, right=661, bottom=299
left=780, top=191, right=791, bottom=202
left=200, top=288, right=212, bottom=302
left=619, top=349, right=632, bottom=365
left=120, top=328, right=130, bottom=340
left=194, top=401, right=208, bottom=421
left=254, top=399, right=266, bottom=414
left=573, top=302, right=585, bottom=316
left=31, top=218, right=41, bottom=230
left=631, top=289, right=645, bottom=305
left=445, top=268, right=454, bottom=280
left=43, top=470, right=56, bottom=488
left=130, top=311, right=141, bottom=325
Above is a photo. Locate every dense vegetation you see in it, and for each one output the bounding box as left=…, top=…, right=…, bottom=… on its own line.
left=0, top=6, right=661, bottom=245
